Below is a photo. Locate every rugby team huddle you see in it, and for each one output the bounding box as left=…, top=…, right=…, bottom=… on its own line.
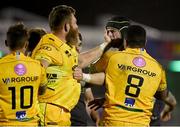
left=0, top=5, right=176, bottom=126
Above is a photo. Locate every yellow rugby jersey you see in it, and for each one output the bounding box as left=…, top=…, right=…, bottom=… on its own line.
left=92, top=51, right=119, bottom=72
left=0, top=52, right=47, bottom=123
left=32, top=33, right=80, bottom=111
left=103, top=48, right=167, bottom=126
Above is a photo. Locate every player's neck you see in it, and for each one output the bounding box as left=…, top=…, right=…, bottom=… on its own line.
left=52, top=31, right=66, bottom=43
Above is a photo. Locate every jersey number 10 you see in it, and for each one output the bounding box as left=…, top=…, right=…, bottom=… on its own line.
left=8, top=86, right=33, bottom=109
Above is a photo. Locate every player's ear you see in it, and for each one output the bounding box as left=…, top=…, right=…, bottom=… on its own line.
left=64, top=23, right=70, bottom=32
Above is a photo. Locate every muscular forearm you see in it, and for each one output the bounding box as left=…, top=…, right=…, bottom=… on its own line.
left=73, top=67, right=105, bottom=85
left=79, top=43, right=108, bottom=68
left=164, top=91, right=177, bottom=111
left=83, top=72, right=105, bottom=85
left=90, top=109, right=100, bottom=123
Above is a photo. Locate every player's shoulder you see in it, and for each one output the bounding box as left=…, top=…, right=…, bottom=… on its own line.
left=104, top=50, right=120, bottom=58
left=145, top=53, right=163, bottom=69
left=0, top=54, right=42, bottom=68
left=41, top=33, right=63, bottom=47
left=22, top=56, right=42, bottom=67
left=105, top=50, right=125, bottom=62
left=41, top=34, right=54, bottom=43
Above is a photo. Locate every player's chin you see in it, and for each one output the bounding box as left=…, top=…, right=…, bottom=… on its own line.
left=110, top=39, right=123, bottom=48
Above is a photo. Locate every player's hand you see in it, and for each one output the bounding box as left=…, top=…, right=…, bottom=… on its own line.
left=90, top=109, right=100, bottom=126
left=160, top=106, right=172, bottom=121
left=160, top=110, right=172, bottom=121
left=88, top=98, right=105, bottom=110
left=73, top=66, right=83, bottom=81
left=104, top=29, right=111, bottom=44
left=95, top=116, right=100, bottom=127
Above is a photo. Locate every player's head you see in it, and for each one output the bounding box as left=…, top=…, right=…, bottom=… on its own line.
left=49, top=5, right=79, bottom=45
left=125, top=25, right=146, bottom=48
left=49, top=5, right=76, bottom=31
left=105, top=16, right=130, bottom=51
left=27, top=28, right=47, bottom=55
left=5, top=22, right=28, bottom=52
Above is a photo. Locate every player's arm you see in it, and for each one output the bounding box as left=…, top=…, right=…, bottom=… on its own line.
left=85, top=72, right=105, bottom=85
left=33, top=49, right=52, bottom=69
left=34, top=54, right=50, bottom=95
left=90, top=51, right=112, bottom=73
left=155, top=90, right=176, bottom=121
left=73, top=67, right=105, bottom=85
left=85, top=88, right=100, bottom=126
left=38, top=66, right=48, bottom=95
left=32, top=44, right=62, bottom=69
left=154, top=69, right=177, bottom=121
left=155, top=90, right=176, bottom=111
left=78, top=30, right=111, bottom=68
left=88, top=98, right=105, bottom=111
left=39, top=59, right=50, bottom=69
left=39, top=84, right=47, bottom=95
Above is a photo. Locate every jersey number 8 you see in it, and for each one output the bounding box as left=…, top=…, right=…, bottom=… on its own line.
left=125, top=74, right=144, bottom=97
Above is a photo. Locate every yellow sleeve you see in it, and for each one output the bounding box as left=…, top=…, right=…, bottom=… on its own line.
left=157, top=69, right=167, bottom=91
left=93, top=51, right=117, bottom=72
left=40, top=65, right=47, bottom=86
left=32, top=44, right=63, bottom=65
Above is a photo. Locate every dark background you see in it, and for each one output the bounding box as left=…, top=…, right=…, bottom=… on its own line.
left=1, top=0, right=180, bottom=31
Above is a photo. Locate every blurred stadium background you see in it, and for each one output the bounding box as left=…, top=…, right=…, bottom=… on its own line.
left=0, top=0, right=179, bottom=125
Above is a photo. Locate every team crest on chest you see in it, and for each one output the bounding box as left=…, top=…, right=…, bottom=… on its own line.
left=132, top=57, right=146, bottom=67
left=14, top=63, right=26, bottom=76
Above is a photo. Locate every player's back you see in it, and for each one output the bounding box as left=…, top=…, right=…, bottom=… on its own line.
left=104, top=48, right=165, bottom=125
left=0, top=52, right=46, bottom=125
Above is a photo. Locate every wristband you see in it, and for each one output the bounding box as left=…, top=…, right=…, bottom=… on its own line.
left=100, top=43, right=107, bottom=51
left=82, top=73, right=91, bottom=82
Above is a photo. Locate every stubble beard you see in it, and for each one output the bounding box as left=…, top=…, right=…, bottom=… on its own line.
left=66, top=27, right=79, bottom=46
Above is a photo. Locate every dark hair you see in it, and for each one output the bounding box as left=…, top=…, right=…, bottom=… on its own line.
left=28, top=28, right=47, bottom=52
left=125, top=25, right=146, bottom=48
left=103, top=16, right=131, bottom=53
left=6, top=23, right=28, bottom=51
left=106, top=16, right=130, bottom=29
left=106, top=16, right=130, bottom=38
left=49, top=5, right=75, bottom=31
